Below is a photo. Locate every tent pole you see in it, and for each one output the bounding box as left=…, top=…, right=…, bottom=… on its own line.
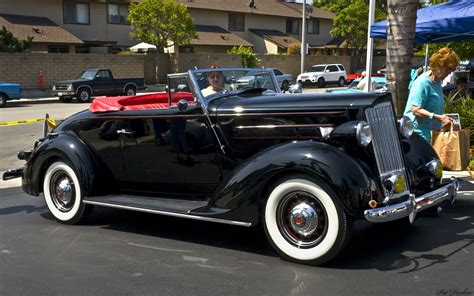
left=424, top=44, right=429, bottom=70
left=364, top=0, right=376, bottom=92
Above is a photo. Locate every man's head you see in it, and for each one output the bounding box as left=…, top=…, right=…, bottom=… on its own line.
left=456, top=76, right=468, bottom=91
left=361, top=71, right=367, bottom=78
left=207, top=64, right=224, bottom=90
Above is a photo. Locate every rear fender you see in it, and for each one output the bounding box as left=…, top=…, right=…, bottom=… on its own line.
left=199, top=141, right=374, bottom=225
left=24, top=133, right=99, bottom=196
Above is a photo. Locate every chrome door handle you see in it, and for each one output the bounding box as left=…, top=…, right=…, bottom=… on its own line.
left=116, top=129, right=134, bottom=135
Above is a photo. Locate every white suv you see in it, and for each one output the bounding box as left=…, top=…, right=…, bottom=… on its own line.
left=297, top=64, right=347, bottom=88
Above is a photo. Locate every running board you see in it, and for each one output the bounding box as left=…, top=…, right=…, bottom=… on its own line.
left=83, top=195, right=252, bottom=227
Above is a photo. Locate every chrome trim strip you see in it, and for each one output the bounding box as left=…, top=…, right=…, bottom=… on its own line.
left=364, top=179, right=458, bottom=223
left=235, top=124, right=334, bottom=129
left=83, top=200, right=253, bottom=227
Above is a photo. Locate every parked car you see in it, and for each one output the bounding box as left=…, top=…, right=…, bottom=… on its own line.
left=51, top=69, right=146, bottom=103
left=4, top=68, right=458, bottom=266
left=269, top=68, right=294, bottom=91
left=327, top=76, right=388, bottom=94
left=0, top=81, right=23, bottom=108
left=346, top=69, right=384, bottom=84
left=297, top=64, right=347, bottom=88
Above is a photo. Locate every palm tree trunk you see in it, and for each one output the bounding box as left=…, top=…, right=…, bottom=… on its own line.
left=386, top=0, right=418, bottom=114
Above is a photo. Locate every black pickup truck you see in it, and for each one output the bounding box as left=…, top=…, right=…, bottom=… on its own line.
left=52, top=69, right=146, bottom=103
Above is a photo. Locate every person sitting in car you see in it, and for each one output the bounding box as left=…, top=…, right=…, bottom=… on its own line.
left=201, top=65, right=234, bottom=96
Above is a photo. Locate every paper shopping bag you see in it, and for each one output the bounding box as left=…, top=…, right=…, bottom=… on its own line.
left=431, top=128, right=470, bottom=171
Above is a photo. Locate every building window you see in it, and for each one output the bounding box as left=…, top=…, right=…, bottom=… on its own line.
left=108, top=3, right=129, bottom=24
left=48, top=45, right=69, bottom=53
left=307, top=19, right=319, bottom=34
left=286, top=19, right=299, bottom=35
left=229, top=13, right=245, bottom=31
left=64, top=1, right=89, bottom=24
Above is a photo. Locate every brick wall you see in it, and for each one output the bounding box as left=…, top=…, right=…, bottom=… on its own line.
left=0, top=52, right=427, bottom=88
left=0, top=53, right=146, bottom=89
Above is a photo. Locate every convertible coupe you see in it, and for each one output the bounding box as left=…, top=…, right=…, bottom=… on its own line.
left=4, top=68, right=458, bottom=265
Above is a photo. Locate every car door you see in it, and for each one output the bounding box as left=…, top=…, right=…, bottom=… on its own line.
left=327, top=65, right=339, bottom=82
left=272, top=69, right=284, bottom=87
left=94, top=70, right=114, bottom=96
left=118, top=80, right=222, bottom=198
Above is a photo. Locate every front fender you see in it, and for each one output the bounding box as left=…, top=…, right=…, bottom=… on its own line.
left=201, top=141, right=374, bottom=225
left=23, top=132, right=99, bottom=196
left=402, top=133, right=441, bottom=191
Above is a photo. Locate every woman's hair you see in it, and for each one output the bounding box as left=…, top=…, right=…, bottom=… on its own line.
left=429, top=47, right=460, bottom=71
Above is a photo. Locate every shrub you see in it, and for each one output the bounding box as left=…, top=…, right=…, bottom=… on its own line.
left=227, top=46, right=260, bottom=68
left=445, top=95, right=474, bottom=147
left=287, top=43, right=300, bottom=55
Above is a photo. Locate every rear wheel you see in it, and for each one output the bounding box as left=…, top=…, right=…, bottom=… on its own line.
left=0, top=93, right=7, bottom=108
left=124, top=86, right=136, bottom=96
left=338, top=77, right=345, bottom=87
left=77, top=88, right=91, bottom=103
left=317, top=78, right=326, bottom=88
left=263, top=176, right=352, bottom=265
left=43, top=161, right=92, bottom=224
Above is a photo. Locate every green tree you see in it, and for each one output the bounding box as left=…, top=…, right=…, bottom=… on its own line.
left=0, top=26, right=33, bottom=52
left=128, top=0, right=196, bottom=53
left=227, top=46, right=260, bottom=68
left=313, top=0, right=386, bottom=57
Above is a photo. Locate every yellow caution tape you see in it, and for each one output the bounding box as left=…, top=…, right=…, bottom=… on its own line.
left=0, top=118, right=58, bottom=127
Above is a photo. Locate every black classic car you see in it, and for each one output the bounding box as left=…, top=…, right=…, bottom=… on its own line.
left=4, top=68, right=458, bottom=265
left=52, top=68, right=146, bottom=103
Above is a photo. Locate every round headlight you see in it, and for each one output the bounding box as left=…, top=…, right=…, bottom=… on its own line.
left=398, top=116, right=414, bottom=138
left=356, top=121, right=372, bottom=147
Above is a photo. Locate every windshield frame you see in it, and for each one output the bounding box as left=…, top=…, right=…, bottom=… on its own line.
left=187, top=67, right=280, bottom=112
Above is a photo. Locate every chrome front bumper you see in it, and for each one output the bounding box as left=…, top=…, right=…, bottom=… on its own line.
left=364, top=177, right=459, bottom=223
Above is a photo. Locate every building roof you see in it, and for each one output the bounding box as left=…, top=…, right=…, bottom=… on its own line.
left=281, top=2, right=334, bottom=20
left=177, top=0, right=333, bottom=19
left=191, top=25, right=253, bottom=47
left=249, top=28, right=300, bottom=49
left=0, top=14, right=83, bottom=44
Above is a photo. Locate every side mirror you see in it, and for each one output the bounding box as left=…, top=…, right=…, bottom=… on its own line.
left=288, top=83, right=302, bottom=94
left=178, top=99, right=188, bottom=111
left=325, top=69, right=330, bottom=73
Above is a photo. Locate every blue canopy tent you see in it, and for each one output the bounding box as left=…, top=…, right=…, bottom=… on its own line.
left=370, top=0, right=474, bottom=44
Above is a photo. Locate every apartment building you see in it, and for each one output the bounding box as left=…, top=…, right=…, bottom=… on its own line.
left=0, top=0, right=334, bottom=54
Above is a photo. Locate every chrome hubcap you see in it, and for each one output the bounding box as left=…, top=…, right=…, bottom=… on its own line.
left=127, top=89, right=134, bottom=95
left=81, top=91, right=88, bottom=100
left=50, top=171, right=75, bottom=212
left=277, top=191, right=328, bottom=248
left=289, top=202, right=319, bottom=236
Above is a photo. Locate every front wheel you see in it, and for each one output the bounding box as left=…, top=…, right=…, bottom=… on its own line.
left=77, top=88, right=91, bottom=103
left=43, top=161, right=92, bottom=224
left=263, top=176, right=351, bottom=265
left=0, top=93, right=7, bottom=108
left=317, top=78, right=326, bottom=88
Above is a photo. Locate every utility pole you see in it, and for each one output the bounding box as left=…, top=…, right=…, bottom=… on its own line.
left=300, top=0, right=306, bottom=74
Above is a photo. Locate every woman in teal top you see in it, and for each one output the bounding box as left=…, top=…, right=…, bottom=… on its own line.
left=403, top=47, right=459, bottom=142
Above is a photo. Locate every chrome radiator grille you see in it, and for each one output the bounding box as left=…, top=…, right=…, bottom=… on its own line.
left=365, top=102, right=409, bottom=198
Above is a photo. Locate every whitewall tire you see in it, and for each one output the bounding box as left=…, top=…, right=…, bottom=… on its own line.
left=264, top=177, right=351, bottom=265
left=43, top=161, right=91, bottom=224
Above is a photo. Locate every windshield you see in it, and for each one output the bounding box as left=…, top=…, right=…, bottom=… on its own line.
left=307, top=65, right=325, bottom=72
left=77, top=70, right=97, bottom=80
left=190, top=68, right=278, bottom=99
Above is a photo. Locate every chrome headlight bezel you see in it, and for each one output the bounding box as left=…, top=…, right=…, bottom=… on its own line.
left=356, top=121, right=372, bottom=147
left=67, top=84, right=74, bottom=91
left=398, top=116, right=414, bottom=138
left=425, top=159, right=443, bottom=178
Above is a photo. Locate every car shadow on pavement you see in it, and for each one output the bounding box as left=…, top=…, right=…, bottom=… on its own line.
left=328, top=195, right=473, bottom=271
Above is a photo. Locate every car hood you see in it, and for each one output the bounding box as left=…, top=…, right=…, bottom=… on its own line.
left=54, top=79, right=88, bottom=85
left=209, top=92, right=390, bottom=115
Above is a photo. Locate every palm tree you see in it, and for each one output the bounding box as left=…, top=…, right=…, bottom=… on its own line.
left=385, top=0, right=418, bottom=114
